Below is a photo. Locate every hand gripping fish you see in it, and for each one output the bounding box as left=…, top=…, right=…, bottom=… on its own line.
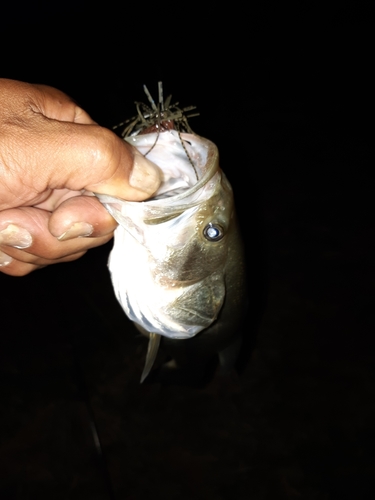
left=97, top=83, right=247, bottom=382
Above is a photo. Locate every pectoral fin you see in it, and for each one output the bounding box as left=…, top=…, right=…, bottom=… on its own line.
left=140, top=332, right=161, bottom=383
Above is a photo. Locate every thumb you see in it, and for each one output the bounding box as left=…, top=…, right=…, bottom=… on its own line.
left=76, top=129, right=162, bottom=201
left=43, top=123, right=162, bottom=201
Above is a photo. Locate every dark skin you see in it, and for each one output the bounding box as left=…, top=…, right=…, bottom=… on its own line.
left=0, top=79, right=161, bottom=276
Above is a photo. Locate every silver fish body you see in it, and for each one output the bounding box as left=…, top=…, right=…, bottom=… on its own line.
left=98, top=90, right=247, bottom=381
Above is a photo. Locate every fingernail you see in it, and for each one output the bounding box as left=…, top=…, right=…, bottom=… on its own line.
left=129, top=151, right=161, bottom=196
left=0, top=250, right=13, bottom=267
left=57, top=222, right=94, bottom=241
left=0, top=224, right=32, bottom=249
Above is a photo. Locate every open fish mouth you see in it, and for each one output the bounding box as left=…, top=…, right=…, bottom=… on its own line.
left=97, top=130, right=231, bottom=340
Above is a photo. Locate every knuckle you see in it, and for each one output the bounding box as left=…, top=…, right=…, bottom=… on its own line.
left=90, top=127, right=127, bottom=175
left=95, top=128, right=118, bottom=163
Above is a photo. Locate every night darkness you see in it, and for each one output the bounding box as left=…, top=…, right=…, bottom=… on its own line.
left=1, top=3, right=373, bottom=499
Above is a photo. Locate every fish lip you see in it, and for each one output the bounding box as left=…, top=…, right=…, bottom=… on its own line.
left=95, top=134, right=219, bottom=209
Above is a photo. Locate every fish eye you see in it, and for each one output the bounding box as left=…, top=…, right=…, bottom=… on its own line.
left=203, top=223, right=224, bottom=241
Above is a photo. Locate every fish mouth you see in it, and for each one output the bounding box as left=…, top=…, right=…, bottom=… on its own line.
left=97, top=133, right=219, bottom=209
left=145, top=135, right=219, bottom=203
left=97, top=128, right=230, bottom=341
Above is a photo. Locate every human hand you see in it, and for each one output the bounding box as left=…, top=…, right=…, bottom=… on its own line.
left=0, top=79, right=161, bottom=276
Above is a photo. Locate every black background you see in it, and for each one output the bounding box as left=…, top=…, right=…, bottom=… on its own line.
left=1, top=3, right=373, bottom=499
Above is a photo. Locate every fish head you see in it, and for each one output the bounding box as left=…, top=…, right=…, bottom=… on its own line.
left=97, top=131, right=235, bottom=339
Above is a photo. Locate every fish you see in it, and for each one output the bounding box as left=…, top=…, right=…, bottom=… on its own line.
left=97, top=83, right=247, bottom=383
